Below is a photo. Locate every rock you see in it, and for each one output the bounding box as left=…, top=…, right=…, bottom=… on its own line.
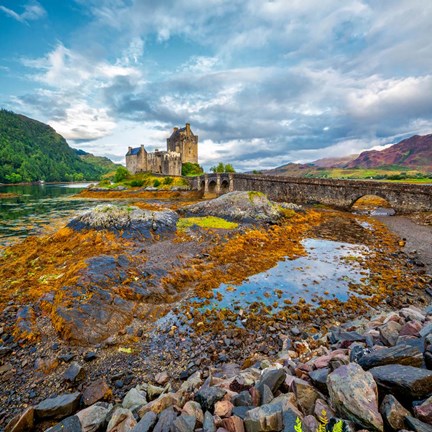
left=327, top=363, right=383, bottom=431
left=64, top=362, right=85, bottom=382
left=46, top=415, right=82, bottom=432
left=244, top=403, right=283, bottom=432
left=82, top=379, right=111, bottom=406
left=370, top=365, right=432, bottom=400
left=232, top=391, right=253, bottom=407
left=414, top=395, right=432, bottom=424
left=195, top=387, right=227, bottom=412
left=405, top=416, right=432, bottom=432
left=183, top=401, right=204, bottom=425
left=302, top=415, right=319, bottom=432
left=35, top=392, right=81, bottom=420
left=131, top=411, right=157, bottom=432
left=68, top=205, right=179, bottom=239
left=380, top=321, right=402, bottom=346
left=215, top=400, right=234, bottom=418
left=293, top=378, right=322, bottom=415
left=173, top=414, right=196, bottom=432
left=155, top=371, right=170, bottom=385
left=233, top=407, right=252, bottom=420
left=420, top=322, right=432, bottom=338
left=400, top=308, right=425, bottom=322
left=256, top=368, right=286, bottom=394
left=123, top=387, right=147, bottom=410
left=76, top=403, right=111, bottom=432
left=380, top=394, right=410, bottom=431
left=260, top=385, right=274, bottom=405
left=349, top=345, right=367, bottom=363
left=203, top=411, right=217, bottom=432
left=138, top=393, right=179, bottom=417
left=399, top=321, right=422, bottom=337
left=183, top=191, right=285, bottom=223
left=358, top=344, right=423, bottom=369
left=5, top=407, right=34, bottom=432
left=308, top=368, right=330, bottom=394
left=106, top=407, right=137, bottom=432
left=313, top=399, right=335, bottom=421
left=146, top=383, right=166, bottom=401
left=153, top=407, right=177, bottom=432
left=221, top=416, right=245, bottom=432
left=84, top=352, right=97, bottom=362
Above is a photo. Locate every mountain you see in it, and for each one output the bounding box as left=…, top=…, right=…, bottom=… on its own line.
left=0, top=110, right=115, bottom=183
left=346, top=134, right=432, bottom=170
left=74, top=149, right=121, bottom=172
left=312, top=154, right=359, bottom=168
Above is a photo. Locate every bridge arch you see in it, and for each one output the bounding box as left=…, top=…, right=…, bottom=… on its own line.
left=221, top=179, right=230, bottom=193
left=208, top=180, right=217, bottom=194
left=350, top=194, right=395, bottom=215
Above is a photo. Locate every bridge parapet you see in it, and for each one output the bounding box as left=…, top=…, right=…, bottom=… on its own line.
left=192, top=173, right=432, bottom=213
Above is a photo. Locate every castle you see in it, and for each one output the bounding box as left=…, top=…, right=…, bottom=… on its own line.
left=125, top=123, right=198, bottom=176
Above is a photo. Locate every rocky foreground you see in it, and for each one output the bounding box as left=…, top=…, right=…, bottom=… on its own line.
left=5, top=304, right=432, bottom=432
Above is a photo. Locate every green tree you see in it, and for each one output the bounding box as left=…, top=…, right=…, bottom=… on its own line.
left=210, top=162, right=236, bottom=173
left=182, top=162, right=204, bottom=176
left=113, top=166, right=130, bottom=183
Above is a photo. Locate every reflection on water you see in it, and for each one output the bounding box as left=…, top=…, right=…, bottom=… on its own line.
left=0, top=183, right=101, bottom=247
left=193, top=239, right=369, bottom=311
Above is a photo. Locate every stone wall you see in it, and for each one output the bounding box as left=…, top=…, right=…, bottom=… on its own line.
left=193, top=174, right=432, bottom=213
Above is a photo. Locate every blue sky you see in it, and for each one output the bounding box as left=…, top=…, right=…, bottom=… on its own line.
left=1, top=0, right=431, bottom=170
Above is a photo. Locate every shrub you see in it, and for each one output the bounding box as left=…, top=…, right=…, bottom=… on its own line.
left=129, top=179, right=144, bottom=187
left=163, top=176, right=174, bottom=185
left=182, top=162, right=204, bottom=176
left=113, top=166, right=130, bottom=183
left=153, top=179, right=161, bottom=187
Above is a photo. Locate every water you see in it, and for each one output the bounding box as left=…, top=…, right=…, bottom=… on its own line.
left=192, top=238, right=369, bottom=312
left=0, top=183, right=101, bottom=247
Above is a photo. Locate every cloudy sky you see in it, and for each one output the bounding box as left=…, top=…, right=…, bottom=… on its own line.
left=1, top=0, right=431, bottom=170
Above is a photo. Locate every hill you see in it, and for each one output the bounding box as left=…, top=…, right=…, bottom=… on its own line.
left=74, top=149, right=121, bottom=172
left=346, top=134, right=432, bottom=170
left=0, top=110, right=115, bottom=183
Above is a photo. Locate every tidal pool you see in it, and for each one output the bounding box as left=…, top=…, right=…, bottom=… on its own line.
left=193, top=238, right=369, bottom=312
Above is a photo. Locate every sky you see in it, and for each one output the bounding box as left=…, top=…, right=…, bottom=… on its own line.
left=1, top=0, right=432, bottom=171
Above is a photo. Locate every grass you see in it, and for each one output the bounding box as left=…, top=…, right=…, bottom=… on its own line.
left=177, top=216, right=239, bottom=231
left=99, top=172, right=189, bottom=190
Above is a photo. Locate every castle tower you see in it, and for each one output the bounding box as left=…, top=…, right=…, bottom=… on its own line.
left=167, top=123, right=198, bottom=164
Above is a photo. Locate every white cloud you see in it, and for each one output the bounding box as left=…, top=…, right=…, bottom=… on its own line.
left=0, top=1, right=46, bottom=23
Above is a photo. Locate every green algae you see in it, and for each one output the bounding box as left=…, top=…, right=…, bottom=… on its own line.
left=177, top=216, right=238, bottom=231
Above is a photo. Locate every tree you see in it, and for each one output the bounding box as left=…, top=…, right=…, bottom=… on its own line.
left=210, top=162, right=236, bottom=173
left=182, top=162, right=204, bottom=176
left=114, top=166, right=130, bottom=183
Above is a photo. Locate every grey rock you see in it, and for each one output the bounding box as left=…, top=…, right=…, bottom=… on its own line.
left=203, top=411, right=216, bottom=432
left=195, top=387, right=227, bottom=412
left=233, top=406, right=252, bottom=420
left=379, top=321, right=402, bottom=346
left=244, top=403, right=283, bottom=432
left=405, top=416, right=432, bottom=432
left=35, top=392, right=81, bottom=420
left=183, top=401, right=204, bottom=425
left=76, top=403, right=111, bottom=432
left=302, top=415, right=319, bottom=432
left=256, top=368, right=286, bottom=394
left=173, top=413, right=196, bottom=432
left=370, top=364, right=432, bottom=400
left=327, top=363, right=383, bottom=431
left=131, top=412, right=157, bottom=432
left=154, top=407, right=177, bottom=432
left=358, top=344, right=423, bottom=369
left=122, top=387, right=147, bottom=410
left=260, top=384, right=274, bottom=405
left=63, top=362, right=85, bottom=382
left=380, top=394, right=410, bottom=431
left=46, top=415, right=82, bottom=432
left=233, top=391, right=253, bottom=407
left=308, top=368, right=330, bottom=394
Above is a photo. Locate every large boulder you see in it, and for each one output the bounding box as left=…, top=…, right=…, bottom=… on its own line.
left=182, top=192, right=291, bottom=223
left=380, top=394, right=410, bottom=431
left=357, top=344, right=423, bottom=369
left=34, top=392, right=81, bottom=420
left=369, top=365, right=432, bottom=400
left=327, top=363, right=383, bottom=431
left=68, top=205, right=178, bottom=239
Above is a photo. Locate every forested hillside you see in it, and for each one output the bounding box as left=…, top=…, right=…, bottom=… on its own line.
left=0, top=110, right=112, bottom=183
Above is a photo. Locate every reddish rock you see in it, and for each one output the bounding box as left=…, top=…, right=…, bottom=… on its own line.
left=399, top=321, right=422, bottom=337
left=5, top=407, right=34, bottom=432
left=155, top=371, right=169, bottom=385
left=215, top=400, right=234, bottom=418
left=82, top=379, right=111, bottom=406
left=414, top=395, right=432, bottom=424
left=221, top=415, right=245, bottom=432
left=314, top=356, right=331, bottom=369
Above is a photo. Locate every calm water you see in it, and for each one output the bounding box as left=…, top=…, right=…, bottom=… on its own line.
left=192, top=238, right=369, bottom=311
left=0, top=183, right=102, bottom=247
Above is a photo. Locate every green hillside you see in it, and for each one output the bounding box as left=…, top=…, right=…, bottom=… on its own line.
left=0, top=110, right=116, bottom=183
left=74, top=149, right=121, bottom=173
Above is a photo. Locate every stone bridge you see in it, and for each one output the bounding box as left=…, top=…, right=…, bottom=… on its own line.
left=191, top=173, right=432, bottom=213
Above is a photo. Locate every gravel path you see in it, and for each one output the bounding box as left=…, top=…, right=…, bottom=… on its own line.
left=376, top=215, right=432, bottom=275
